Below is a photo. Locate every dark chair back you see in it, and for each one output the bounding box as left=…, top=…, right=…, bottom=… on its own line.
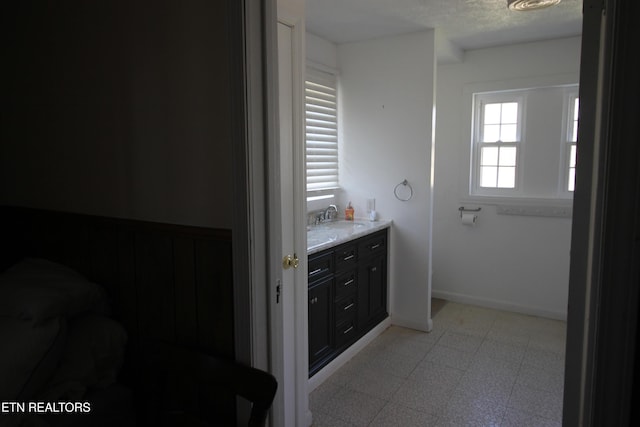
left=136, top=340, right=277, bottom=427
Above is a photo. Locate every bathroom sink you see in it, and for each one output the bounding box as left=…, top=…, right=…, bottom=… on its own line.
left=307, top=221, right=370, bottom=251
left=306, top=218, right=390, bottom=253
left=306, top=233, right=338, bottom=251
left=314, top=221, right=366, bottom=230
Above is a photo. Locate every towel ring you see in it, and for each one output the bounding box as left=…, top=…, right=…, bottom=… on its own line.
left=394, top=179, right=413, bottom=201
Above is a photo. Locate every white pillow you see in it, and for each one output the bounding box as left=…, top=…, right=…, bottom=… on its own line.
left=0, top=258, right=107, bottom=324
left=39, top=314, right=128, bottom=400
left=0, top=316, right=67, bottom=401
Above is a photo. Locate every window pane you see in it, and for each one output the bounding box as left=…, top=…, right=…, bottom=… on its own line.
left=497, top=166, right=516, bottom=188
left=501, top=102, right=518, bottom=123
left=500, top=124, right=517, bottom=142
left=572, top=121, right=578, bottom=142
left=573, top=98, right=579, bottom=121
left=568, top=168, right=576, bottom=192
left=484, top=104, right=501, bottom=124
left=483, top=124, right=500, bottom=142
left=480, top=166, right=497, bottom=188
left=481, top=147, right=499, bottom=166
left=569, top=145, right=577, bottom=168
left=499, top=147, right=517, bottom=166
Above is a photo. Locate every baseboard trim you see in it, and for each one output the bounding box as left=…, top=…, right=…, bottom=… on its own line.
left=390, top=315, right=432, bottom=332
left=431, top=290, right=567, bottom=321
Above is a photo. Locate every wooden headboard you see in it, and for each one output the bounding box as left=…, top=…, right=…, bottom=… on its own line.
left=0, top=205, right=235, bottom=364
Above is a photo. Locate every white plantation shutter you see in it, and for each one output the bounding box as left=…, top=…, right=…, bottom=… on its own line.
left=306, top=68, right=339, bottom=191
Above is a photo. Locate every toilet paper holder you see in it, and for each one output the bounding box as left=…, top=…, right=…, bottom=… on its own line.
left=458, top=206, right=481, bottom=218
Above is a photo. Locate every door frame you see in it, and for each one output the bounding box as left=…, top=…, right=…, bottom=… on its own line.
left=270, top=15, right=310, bottom=427
left=232, top=0, right=310, bottom=425
left=280, top=15, right=312, bottom=427
left=564, top=0, right=640, bottom=425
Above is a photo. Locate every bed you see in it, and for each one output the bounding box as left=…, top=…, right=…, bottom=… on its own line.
left=0, top=206, right=236, bottom=426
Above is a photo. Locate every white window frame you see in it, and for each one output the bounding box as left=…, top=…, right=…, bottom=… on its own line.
left=305, top=66, right=339, bottom=197
left=470, top=91, right=526, bottom=197
left=560, top=89, right=579, bottom=196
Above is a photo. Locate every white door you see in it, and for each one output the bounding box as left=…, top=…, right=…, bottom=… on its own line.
left=271, top=19, right=308, bottom=427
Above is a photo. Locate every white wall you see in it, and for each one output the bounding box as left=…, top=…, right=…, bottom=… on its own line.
left=306, top=32, right=338, bottom=70
left=433, top=37, right=582, bottom=320
left=337, top=31, right=437, bottom=331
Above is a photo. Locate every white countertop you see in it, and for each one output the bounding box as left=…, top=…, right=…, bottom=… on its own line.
left=307, top=219, right=392, bottom=255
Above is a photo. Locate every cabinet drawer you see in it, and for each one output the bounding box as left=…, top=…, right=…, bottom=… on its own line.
left=335, top=317, right=357, bottom=348
left=358, top=231, right=387, bottom=258
left=334, top=243, right=357, bottom=271
left=335, top=295, right=357, bottom=323
left=335, top=270, right=357, bottom=300
left=308, top=251, right=333, bottom=283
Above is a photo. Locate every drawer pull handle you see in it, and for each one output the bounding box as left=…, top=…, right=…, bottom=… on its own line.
left=309, top=268, right=323, bottom=276
left=370, top=243, right=381, bottom=250
left=343, top=326, right=354, bottom=335
left=343, top=279, right=354, bottom=286
left=343, top=303, right=354, bottom=311
left=343, top=254, right=355, bottom=261
left=371, top=267, right=377, bottom=272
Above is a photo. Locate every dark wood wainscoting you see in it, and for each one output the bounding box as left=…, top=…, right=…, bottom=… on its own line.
left=0, top=206, right=236, bottom=423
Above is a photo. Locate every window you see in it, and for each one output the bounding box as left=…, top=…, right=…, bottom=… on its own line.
left=469, top=85, right=578, bottom=200
left=566, top=94, right=579, bottom=192
left=472, top=92, right=524, bottom=196
left=305, top=67, right=339, bottom=194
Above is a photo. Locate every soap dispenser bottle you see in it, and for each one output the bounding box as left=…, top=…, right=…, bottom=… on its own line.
left=345, top=202, right=354, bottom=220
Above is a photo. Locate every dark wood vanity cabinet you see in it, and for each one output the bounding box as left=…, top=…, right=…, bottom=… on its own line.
left=308, top=276, right=333, bottom=368
left=308, top=228, right=388, bottom=377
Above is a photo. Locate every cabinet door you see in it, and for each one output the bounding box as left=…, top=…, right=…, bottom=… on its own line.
left=308, top=277, right=333, bottom=371
left=358, top=254, right=387, bottom=328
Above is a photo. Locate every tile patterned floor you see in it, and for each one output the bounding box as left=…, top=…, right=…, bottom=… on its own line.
left=310, top=301, right=566, bottom=426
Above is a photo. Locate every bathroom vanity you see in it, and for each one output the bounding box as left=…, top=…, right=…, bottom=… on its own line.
left=307, top=220, right=390, bottom=377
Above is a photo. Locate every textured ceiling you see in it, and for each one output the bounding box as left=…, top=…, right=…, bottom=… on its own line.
left=306, top=0, right=583, bottom=51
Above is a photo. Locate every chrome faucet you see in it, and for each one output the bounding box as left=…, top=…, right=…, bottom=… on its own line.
left=324, top=204, right=338, bottom=222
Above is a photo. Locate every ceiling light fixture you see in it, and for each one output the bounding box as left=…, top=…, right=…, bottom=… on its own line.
left=507, top=0, right=562, bottom=11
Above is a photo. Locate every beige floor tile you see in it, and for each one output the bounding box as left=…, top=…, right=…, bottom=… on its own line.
left=501, top=408, right=562, bottom=427
left=390, top=379, right=454, bottom=415
left=311, top=410, right=358, bottom=427
left=508, top=383, right=563, bottom=421
left=310, top=302, right=566, bottom=426
left=346, top=367, right=405, bottom=400
left=422, top=344, right=475, bottom=370
left=476, top=338, right=527, bottom=363
left=363, top=349, right=422, bottom=378
left=408, top=360, right=464, bottom=391
left=516, top=364, right=565, bottom=395
left=438, top=329, right=485, bottom=353
left=310, top=380, right=344, bottom=413
left=369, top=402, right=438, bottom=427
left=325, top=388, right=387, bottom=426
